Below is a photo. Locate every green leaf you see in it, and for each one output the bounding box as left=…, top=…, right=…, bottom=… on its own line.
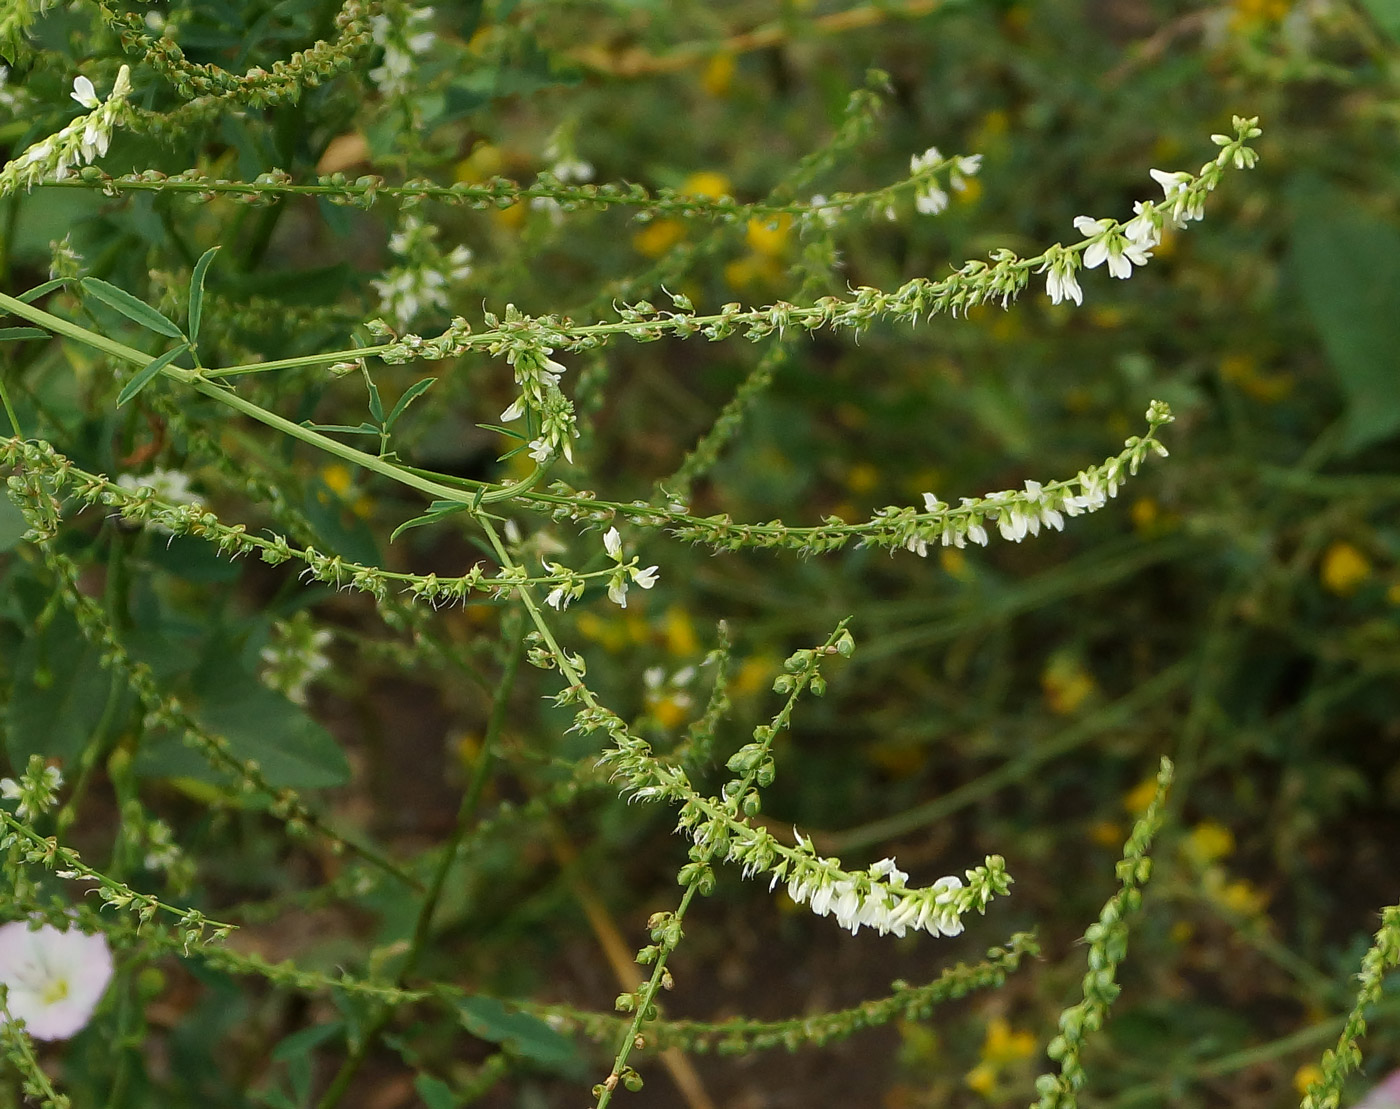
left=272, top=1022, right=342, bottom=1062
left=414, top=1075, right=460, bottom=1109
left=475, top=422, right=527, bottom=441
left=0, top=497, right=27, bottom=552
left=1359, top=0, right=1400, bottom=41
left=385, top=377, right=437, bottom=430
left=116, top=344, right=189, bottom=408
left=0, top=327, right=49, bottom=341
left=188, top=246, right=220, bottom=345
left=80, top=277, right=186, bottom=339
left=1290, top=180, right=1400, bottom=452
left=366, top=377, right=385, bottom=425
left=17, top=278, right=68, bottom=303
left=455, top=996, right=580, bottom=1072
left=300, top=420, right=381, bottom=436
left=390, top=501, right=470, bottom=543
left=6, top=611, right=117, bottom=768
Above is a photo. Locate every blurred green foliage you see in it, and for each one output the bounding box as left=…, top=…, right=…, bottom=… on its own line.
left=3, top=1, right=1400, bottom=1107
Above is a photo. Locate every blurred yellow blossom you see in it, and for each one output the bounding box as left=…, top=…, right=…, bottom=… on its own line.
left=965, top=1016, right=1036, bottom=1096
left=955, top=174, right=983, bottom=206
left=1321, top=541, right=1371, bottom=596
left=940, top=548, right=973, bottom=581
left=493, top=201, right=526, bottom=232
left=1123, top=777, right=1158, bottom=815
left=1131, top=496, right=1158, bottom=533
left=634, top=218, right=684, bottom=257
left=1184, top=821, right=1235, bottom=866
left=455, top=142, right=504, bottom=184
left=1293, top=1064, right=1323, bottom=1098
left=723, top=252, right=782, bottom=291
left=663, top=605, right=698, bottom=657
left=1388, top=582, right=1400, bottom=606
left=680, top=170, right=731, bottom=199
left=1089, top=820, right=1122, bottom=848
left=1231, top=0, right=1290, bottom=30
left=733, top=654, right=777, bottom=697
left=1220, top=352, right=1293, bottom=403
left=701, top=53, right=735, bottom=97
left=845, top=462, right=879, bottom=494
left=1217, top=877, right=1269, bottom=917
left=745, top=212, right=792, bottom=257
left=1041, top=653, right=1096, bottom=715
left=319, top=463, right=372, bottom=517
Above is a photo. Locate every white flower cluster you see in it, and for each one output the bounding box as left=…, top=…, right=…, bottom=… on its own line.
left=1041, top=158, right=1224, bottom=307
left=0, top=66, right=28, bottom=113
left=370, top=213, right=473, bottom=329
left=0, top=67, right=133, bottom=197
left=602, top=526, right=658, bottom=608
left=531, top=143, right=595, bottom=222
left=499, top=345, right=578, bottom=464
left=259, top=613, right=334, bottom=705
left=909, top=147, right=982, bottom=216
left=0, top=922, right=113, bottom=1041
left=0, top=758, right=62, bottom=821
left=783, top=848, right=965, bottom=938
left=369, top=6, right=436, bottom=98
left=115, top=468, right=201, bottom=534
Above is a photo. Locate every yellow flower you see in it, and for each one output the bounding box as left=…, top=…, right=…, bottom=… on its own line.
left=955, top=175, right=983, bottom=206
left=1131, top=497, right=1158, bottom=533
left=1183, top=821, right=1235, bottom=866
left=1041, top=653, right=1096, bottom=715
left=1293, top=1064, right=1323, bottom=1097
left=982, top=1016, right=1036, bottom=1064
left=1220, top=352, right=1293, bottom=403
left=964, top=1062, right=997, bottom=1096
left=1088, top=820, right=1122, bottom=848
left=733, top=655, right=776, bottom=697
left=651, top=695, right=690, bottom=730
left=663, top=605, right=698, bottom=657
left=680, top=170, right=731, bottom=199
left=940, top=548, right=972, bottom=581
left=1320, top=540, right=1371, bottom=596
left=493, top=201, right=526, bottom=232
left=1218, top=878, right=1269, bottom=917
left=455, top=143, right=504, bottom=184
left=844, top=462, right=879, bottom=494
left=1123, top=777, right=1158, bottom=815
left=723, top=253, right=782, bottom=291
left=700, top=53, right=735, bottom=97
left=745, top=213, right=792, bottom=257
left=633, top=218, right=684, bottom=257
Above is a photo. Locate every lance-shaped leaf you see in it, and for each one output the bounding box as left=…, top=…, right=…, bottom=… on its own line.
left=80, top=277, right=186, bottom=339
left=117, top=344, right=190, bottom=407
left=188, top=247, right=220, bottom=345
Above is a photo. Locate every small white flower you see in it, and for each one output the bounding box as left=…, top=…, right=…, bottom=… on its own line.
left=1075, top=216, right=1151, bottom=280
left=0, top=922, right=113, bottom=1040
left=500, top=397, right=524, bottom=422
left=70, top=76, right=100, bottom=109
left=1046, top=261, right=1083, bottom=306
left=603, top=527, right=622, bottom=561
left=1149, top=168, right=1200, bottom=223
left=631, top=564, right=659, bottom=590
left=607, top=572, right=629, bottom=608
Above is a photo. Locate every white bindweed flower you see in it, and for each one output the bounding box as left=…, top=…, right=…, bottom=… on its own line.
left=0, top=922, right=114, bottom=1041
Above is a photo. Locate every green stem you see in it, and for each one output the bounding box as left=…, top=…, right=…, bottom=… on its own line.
left=315, top=621, right=525, bottom=1109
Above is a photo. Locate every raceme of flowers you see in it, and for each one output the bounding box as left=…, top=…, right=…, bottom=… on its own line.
left=1038, top=118, right=1261, bottom=306
left=370, top=211, right=473, bottom=329
left=0, top=922, right=114, bottom=1041
left=909, top=146, right=982, bottom=216
left=0, top=68, right=134, bottom=197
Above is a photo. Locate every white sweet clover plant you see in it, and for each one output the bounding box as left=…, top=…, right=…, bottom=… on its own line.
left=0, top=33, right=1265, bottom=1098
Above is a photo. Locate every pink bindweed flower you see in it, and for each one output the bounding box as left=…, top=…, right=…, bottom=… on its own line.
left=0, top=922, right=114, bottom=1040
